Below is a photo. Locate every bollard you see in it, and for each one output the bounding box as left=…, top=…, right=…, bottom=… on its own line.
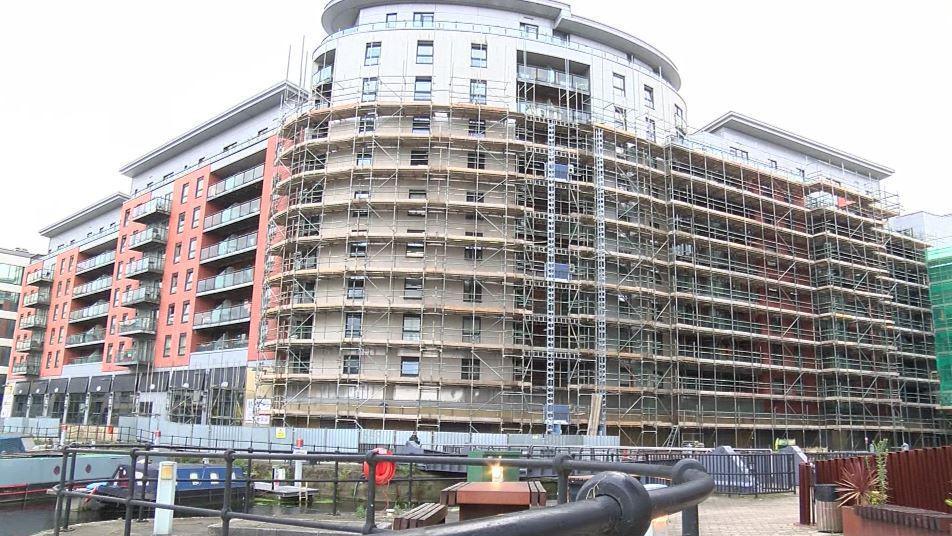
left=153, top=461, right=177, bottom=536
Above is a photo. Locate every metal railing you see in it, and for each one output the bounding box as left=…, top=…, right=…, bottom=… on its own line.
left=193, top=304, right=251, bottom=327
left=196, top=267, right=255, bottom=294
left=195, top=336, right=249, bottom=353
left=131, top=197, right=172, bottom=221
left=68, top=302, right=110, bottom=323
left=51, top=444, right=714, bottom=536
left=207, top=165, right=265, bottom=199
left=200, top=232, right=257, bottom=262
left=129, top=225, right=169, bottom=248
left=72, top=276, right=112, bottom=298
left=76, top=250, right=116, bottom=274
left=65, top=328, right=106, bottom=347
left=125, top=254, right=165, bottom=278
left=204, top=198, right=261, bottom=230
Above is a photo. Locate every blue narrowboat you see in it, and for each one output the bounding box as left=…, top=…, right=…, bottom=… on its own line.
left=89, top=462, right=248, bottom=512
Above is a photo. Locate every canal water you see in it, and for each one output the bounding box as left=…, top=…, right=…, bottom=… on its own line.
left=0, top=499, right=359, bottom=536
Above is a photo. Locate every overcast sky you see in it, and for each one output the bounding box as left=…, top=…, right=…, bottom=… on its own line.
left=1, top=1, right=948, bottom=253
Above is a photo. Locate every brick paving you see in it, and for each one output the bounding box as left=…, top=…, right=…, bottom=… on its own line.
left=668, top=493, right=824, bottom=536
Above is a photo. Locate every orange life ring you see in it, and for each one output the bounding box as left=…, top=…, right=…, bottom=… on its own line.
left=362, top=448, right=396, bottom=486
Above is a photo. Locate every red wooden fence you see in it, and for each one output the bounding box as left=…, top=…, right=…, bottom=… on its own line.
left=813, top=446, right=952, bottom=513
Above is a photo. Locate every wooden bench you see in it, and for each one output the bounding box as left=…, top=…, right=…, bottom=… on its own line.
left=439, top=482, right=467, bottom=506
left=527, top=481, right=547, bottom=506
left=392, top=502, right=448, bottom=530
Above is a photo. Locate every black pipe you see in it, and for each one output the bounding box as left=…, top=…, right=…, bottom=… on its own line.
left=63, top=450, right=77, bottom=530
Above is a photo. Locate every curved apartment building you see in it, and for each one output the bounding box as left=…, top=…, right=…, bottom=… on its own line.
left=260, top=0, right=944, bottom=447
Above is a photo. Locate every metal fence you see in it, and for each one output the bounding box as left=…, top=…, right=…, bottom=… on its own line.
left=51, top=443, right=714, bottom=536
left=631, top=452, right=797, bottom=496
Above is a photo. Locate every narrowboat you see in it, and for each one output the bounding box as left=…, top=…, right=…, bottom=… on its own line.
left=88, top=462, right=249, bottom=513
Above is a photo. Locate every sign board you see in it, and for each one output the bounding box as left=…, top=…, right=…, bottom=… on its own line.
left=275, top=427, right=287, bottom=439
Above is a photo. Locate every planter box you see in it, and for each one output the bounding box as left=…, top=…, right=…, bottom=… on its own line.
left=842, top=505, right=952, bottom=536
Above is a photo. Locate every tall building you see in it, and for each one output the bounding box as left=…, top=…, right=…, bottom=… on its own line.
left=4, top=0, right=946, bottom=449
left=0, top=248, right=39, bottom=414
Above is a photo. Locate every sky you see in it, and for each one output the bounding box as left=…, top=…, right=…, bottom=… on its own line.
left=0, top=0, right=949, bottom=253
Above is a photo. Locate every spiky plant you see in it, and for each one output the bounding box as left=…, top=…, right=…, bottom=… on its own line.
left=836, top=458, right=878, bottom=507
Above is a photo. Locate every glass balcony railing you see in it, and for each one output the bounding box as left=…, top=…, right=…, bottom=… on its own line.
left=196, top=267, right=255, bottom=294
left=118, top=316, right=157, bottom=335
left=516, top=100, right=591, bottom=124
left=12, top=357, right=40, bottom=376
left=517, top=65, right=590, bottom=92
left=22, top=290, right=51, bottom=307
left=200, top=232, right=257, bottom=262
left=131, top=197, right=172, bottom=222
left=195, top=336, right=250, bottom=353
left=73, top=276, right=112, bottom=298
left=15, top=335, right=44, bottom=352
left=122, top=284, right=162, bottom=306
left=125, top=255, right=165, bottom=278
left=65, top=328, right=106, bottom=347
left=26, top=270, right=54, bottom=285
left=129, top=225, right=169, bottom=249
left=116, top=343, right=153, bottom=366
left=76, top=250, right=116, bottom=274
left=68, top=303, right=110, bottom=323
left=204, top=198, right=261, bottom=230
left=69, top=352, right=103, bottom=365
left=311, top=64, right=333, bottom=87
left=207, top=165, right=265, bottom=200
left=20, top=315, right=47, bottom=330
left=193, top=304, right=251, bottom=328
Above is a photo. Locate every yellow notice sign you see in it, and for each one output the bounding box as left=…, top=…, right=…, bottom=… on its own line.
left=275, top=427, right=287, bottom=439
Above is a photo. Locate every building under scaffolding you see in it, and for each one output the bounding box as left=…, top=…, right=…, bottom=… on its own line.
left=250, top=0, right=949, bottom=449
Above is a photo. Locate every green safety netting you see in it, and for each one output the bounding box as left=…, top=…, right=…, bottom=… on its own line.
left=926, top=246, right=952, bottom=405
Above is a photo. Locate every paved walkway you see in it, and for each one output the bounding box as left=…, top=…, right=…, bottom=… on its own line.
left=669, top=493, right=823, bottom=536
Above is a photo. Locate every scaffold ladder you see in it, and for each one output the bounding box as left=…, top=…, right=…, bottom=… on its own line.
left=545, top=119, right=557, bottom=434
left=594, top=127, right=607, bottom=435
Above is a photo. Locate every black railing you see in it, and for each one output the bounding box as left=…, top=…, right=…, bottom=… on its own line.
left=52, top=444, right=714, bottom=536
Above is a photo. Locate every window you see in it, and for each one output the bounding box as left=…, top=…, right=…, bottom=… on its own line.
left=674, top=104, right=685, bottom=128
left=520, top=23, right=538, bottom=38
left=166, top=304, right=175, bottom=326
left=188, top=238, right=197, bottom=260
left=163, top=335, right=172, bottom=357
left=348, top=241, right=367, bottom=257
left=730, top=147, right=749, bottom=160
left=469, top=79, right=487, bottom=105
left=106, top=343, right=113, bottom=363
left=404, top=278, right=423, bottom=299
left=465, top=232, right=484, bottom=260
left=184, top=269, right=194, bottom=291
left=613, top=73, right=626, bottom=95
left=181, top=301, right=190, bottom=323
left=410, top=149, right=429, bottom=166
left=386, top=12, right=397, bottom=25
left=364, top=42, right=381, bottom=66
left=195, top=177, right=204, bottom=197
left=406, top=242, right=424, bottom=257
left=768, top=159, right=778, bottom=169
left=462, top=316, right=481, bottom=343
left=408, top=190, right=427, bottom=201
left=471, top=43, right=487, bottom=67
left=463, top=279, right=482, bottom=302
left=358, top=113, right=376, bottom=133
left=613, top=106, right=627, bottom=129
left=646, top=118, right=656, bottom=142
left=643, top=85, right=655, bottom=109
left=356, top=150, right=373, bottom=167
left=343, top=353, right=360, bottom=374
left=180, top=183, right=189, bottom=204
left=173, top=243, right=182, bottom=263
left=177, top=333, right=187, bottom=356
left=123, top=209, right=131, bottom=226
left=467, top=152, right=486, bottom=170
left=176, top=212, right=186, bottom=233
left=416, top=40, right=433, bottom=64
left=466, top=191, right=485, bottom=203
left=401, top=356, right=420, bottom=376
left=403, top=314, right=421, bottom=340
left=413, top=12, right=433, bottom=27
left=345, top=312, right=362, bottom=337
left=414, top=77, right=432, bottom=101
left=361, top=77, right=379, bottom=102
left=461, top=357, right=480, bottom=380
left=553, top=30, right=570, bottom=43
left=796, top=168, right=805, bottom=178
left=412, top=115, right=431, bottom=133
left=191, top=207, right=201, bottom=228
left=347, top=277, right=365, bottom=299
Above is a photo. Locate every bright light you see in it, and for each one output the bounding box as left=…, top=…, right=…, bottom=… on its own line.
left=490, top=463, right=503, bottom=483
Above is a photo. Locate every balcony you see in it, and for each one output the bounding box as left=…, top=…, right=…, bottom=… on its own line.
left=26, top=270, right=54, bottom=286
left=195, top=336, right=249, bottom=353
left=12, top=357, right=40, bottom=377
left=207, top=165, right=265, bottom=201
left=22, top=290, right=51, bottom=307
left=69, top=352, right=103, bottom=365
left=129, top=225, right=169, bottom=252
left=517, top=64, right=590, bottom=93
left=68, top=302, right=110, bottom=324
left=118, top=316, right=157, bottom=337
left=115, top=343, right=153, bottom=367
left=131, top=197, right=172, bottom=224
left=122, top=284, right=162, bottom=307
left=196, top=267, right=255, bottom=296
left=73, top=276, right=113, bottom=299
left=76, top=250, right=116, bottom=276
left=193, top=303, right=252, bottom=329
left=15, top=335, right=44, bottom=353
left=199, top=232, right=257, bottom=265
left=125, top=255, right=165, bottom=280
left=516, top=100, right=591, bottom=124
left=20, top=315, right=47, bottom=330
left=203, top=198, right=261, bottom=233
left=65, top=328, right=107, bottom=348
